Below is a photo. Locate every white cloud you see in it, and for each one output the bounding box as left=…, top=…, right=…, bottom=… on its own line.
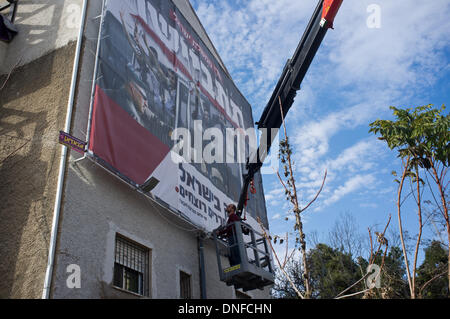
left=328, top=0, right=450, bottom=91
left=323, top=174, right=376, bottom=207
left=291, top=137, right=387, bottom=210
left=360, top=202, right=378, bottom=209
left=192, top=0, right=317, bottom=110
left=271, top=213, right=281, bottom=220
left=327, top=138, right=384, bottom=173
left=292, top=102, right=381, bottom=167
left=264, top=187, right=285, bottom=203
left=193, top=0, right=449, bottom=110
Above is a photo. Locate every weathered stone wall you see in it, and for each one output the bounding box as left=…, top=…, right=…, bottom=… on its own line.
left=0, top=43, right=76, bottom=298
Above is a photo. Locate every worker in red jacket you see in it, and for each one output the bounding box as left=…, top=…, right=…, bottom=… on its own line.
left=216, top=204, right=242, bottom=266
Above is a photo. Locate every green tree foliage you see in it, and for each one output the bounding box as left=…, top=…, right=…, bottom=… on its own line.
left=381, top=247, right=410, bottom=298
left=307, top=244, right=362, bottom=298
left=272, top=243, right=361, bottom=299
left=416, top=241, right=449, bottom=298
left=272, top=244, right=411, bottom=299
left=361, top=246, right=410, bottom=298
left=369, top=104, right=449, bottom=298
left=369, top=104, right=449, bottom=169
left=271, top=259, right=306, bottom=299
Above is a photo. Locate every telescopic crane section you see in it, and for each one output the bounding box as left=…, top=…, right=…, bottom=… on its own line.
left=236, top=0, right=343, bottom=217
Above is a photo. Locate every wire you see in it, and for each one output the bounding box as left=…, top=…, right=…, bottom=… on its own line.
left=84, top=154, right=203, bottom=234
left=143, top=196, right=202, bottom=234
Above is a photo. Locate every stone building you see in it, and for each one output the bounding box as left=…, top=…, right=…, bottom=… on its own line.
left=0, top=0, right=271, bottom=299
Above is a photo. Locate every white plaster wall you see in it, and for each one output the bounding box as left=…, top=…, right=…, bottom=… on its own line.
left=0, top=0, right=83, bottom=74
left=52, top=159, right=199, bottom=298
left=53, top=159, right=270, bottom=298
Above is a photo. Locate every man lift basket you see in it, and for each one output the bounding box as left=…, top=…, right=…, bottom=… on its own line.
left=213, top=220, right=274, bottom=292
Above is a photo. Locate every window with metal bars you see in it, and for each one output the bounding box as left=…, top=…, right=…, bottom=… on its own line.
left=179, top=271, right=191, bottom=299
left=113, top=235, right=150, bottom=297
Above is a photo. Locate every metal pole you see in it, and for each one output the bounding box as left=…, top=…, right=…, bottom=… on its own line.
left=10, top=0, right=18, bottom=23
left=197, top=234, right=207, bottom=299
left=42, top=0, right=88, bottom=299
left=84, top=0, right=105, bottom=151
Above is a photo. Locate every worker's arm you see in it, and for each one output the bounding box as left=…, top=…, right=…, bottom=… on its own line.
left=216, top=214, right=241, bottom=237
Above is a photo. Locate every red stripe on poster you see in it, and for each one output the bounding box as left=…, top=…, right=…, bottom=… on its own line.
left=89, top=85, right=170, bottom=185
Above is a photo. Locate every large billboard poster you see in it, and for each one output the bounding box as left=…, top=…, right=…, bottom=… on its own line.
left=88, top=0, right=268, bottom=232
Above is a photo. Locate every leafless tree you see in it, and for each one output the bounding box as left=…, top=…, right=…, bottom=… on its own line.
left=328, top=212, right=365, bottom=258
left=258, top=97, right=327, bottom=299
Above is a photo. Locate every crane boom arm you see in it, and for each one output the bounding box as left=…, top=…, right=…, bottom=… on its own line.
left=237, top=0, right=343, bottom=216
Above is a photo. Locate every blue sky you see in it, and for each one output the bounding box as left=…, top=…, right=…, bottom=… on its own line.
left=191, top=0, right=450, bottom=260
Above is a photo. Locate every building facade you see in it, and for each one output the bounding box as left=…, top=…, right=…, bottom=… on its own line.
left=0, top=0, right=271, bottom=299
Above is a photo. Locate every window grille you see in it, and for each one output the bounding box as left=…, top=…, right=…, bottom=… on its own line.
left=113, top=235, right=149, bottom=297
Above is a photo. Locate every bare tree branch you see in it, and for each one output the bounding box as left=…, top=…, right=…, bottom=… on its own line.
left=397, top=157, right=415, bottom=297
left=300, top=169, right=327, bottom=214
left=418, top=268, right=449, bottom=298
left=335, top=288, right=372, bottom=300
left=257, top=218, right=305, bottom=299
left=276, top=95, right=316, bottom=298
left=335, top=215, right=391, bottom=299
